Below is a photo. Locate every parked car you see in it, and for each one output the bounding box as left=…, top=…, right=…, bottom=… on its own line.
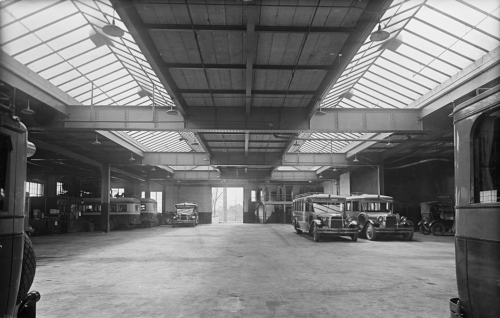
left=159, top=211, right=176, bottom=225
left=172, top=203, right=198, bottom=227
left=346, top=194, right=414, bottom=241
left=419, top=196, right=455, bottom=236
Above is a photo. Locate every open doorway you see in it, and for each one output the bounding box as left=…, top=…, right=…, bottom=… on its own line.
left=212, top=187, right=243, bottom=223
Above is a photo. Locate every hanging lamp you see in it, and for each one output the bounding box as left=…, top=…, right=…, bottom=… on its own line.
left=21, top=99, right=35, bottom=115
left=314, top=106, right=326, bottom=116
left=92, top=134, right=101, bottom=145
left=102, top=9, right=125, bottom=38
left=370, top=23, right=390, bottom=42
left=166, top=104, right=178, bottom=115
left=128, top=153, right=135, bottom=161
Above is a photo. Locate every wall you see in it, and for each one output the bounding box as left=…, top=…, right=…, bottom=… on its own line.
left=350, top=167, right=379, bottom=195
left=321, top=180, right=338, bottom=195
left=339, top=172, right=350, bottom=196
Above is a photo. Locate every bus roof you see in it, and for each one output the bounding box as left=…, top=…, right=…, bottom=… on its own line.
left=140, top=198, right=157, bottom=203
left=347, top=194, right=393, bottom=201
left=294, top=193, right=345, bottom=201
left=81, top=197, right=141, bottom=203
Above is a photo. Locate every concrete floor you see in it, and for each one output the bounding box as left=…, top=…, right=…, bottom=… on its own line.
left=29, top=223, right=457, bottom=318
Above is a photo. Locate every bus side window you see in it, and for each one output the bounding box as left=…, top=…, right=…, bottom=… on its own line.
left=110, top=204, right=117, bottom=212
left=97, top=204, right=101, bottom=212
left=141, top=204, right=146, bottom=211
left=352, top=201, right=360, bottom=212
left=118, top=204, right=127, bottom=212
left=346, top=201, right=351, bottom=211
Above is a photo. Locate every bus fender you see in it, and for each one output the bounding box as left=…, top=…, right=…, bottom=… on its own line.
left=311, top=219, right=322, bottom=227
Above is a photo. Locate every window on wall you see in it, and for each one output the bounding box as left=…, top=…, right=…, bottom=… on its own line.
left=251, top=190, right=257, bottom=202
left=141, top=191, right=163, bottom=213
left=56, top=182, right=64, bottom=196
left=473, top=109, right=500, bottom=203
left=111, top=188, right=125, bottom=198
left=26, top=182, right=44, bottom=197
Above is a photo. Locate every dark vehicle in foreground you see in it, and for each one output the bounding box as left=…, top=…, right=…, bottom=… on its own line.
left=172, top=203, right=198, bottom=227
left=292, top=193, right=358, bottom=242
left=346, top=194, right=414, bottom=241
left=449, top=88, right=499, bottom=317
left=418, top=196, right=455, bottom=236
left=1, top=108, right=40, bottom=317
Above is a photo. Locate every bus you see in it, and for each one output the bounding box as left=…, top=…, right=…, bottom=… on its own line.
left=172, top=202, right=198, bottom=227
left=346, top=194, right=414, bottom=241
left=292, top=193, right=358, bottom=242
left=449, top=93, right=499, bottom=317
left=80, top=198, right=141, bottom=230
left=140, top=198, right=158, bottom=227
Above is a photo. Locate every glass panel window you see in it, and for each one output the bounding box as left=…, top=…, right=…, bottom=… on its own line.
left=26, top=182, right=44, bottom=197
left=473, top=108, right=500, bottom=203
left=111, top=188, right=124, bottom=198
left=57, top=182, right=64, bottom=196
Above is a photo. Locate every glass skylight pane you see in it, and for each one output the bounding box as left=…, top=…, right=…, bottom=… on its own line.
left=364, top=72, right=420, bottom=100
left=438, top=50, right=471, bottom=69
left=359, top=78, right=412, bottom=105
left=22, top=1, right=78, bottom=30
left=29, top=53, right=64, bottom=72
left=476, top=16, right=500, bottom=40
left=1, top=21, right=30, bottom=44
left=418, top=67, right=448, bottom=83
left=34, top=14, right=87, bottom=42
left=15, top=44, right=53, bottom=64
left=349, top=95, right=372, bottom=108
left=106, top=81, right=137, bottom=98
left=427, top=59, right=460, bottom=76
left=370, top=65, right=426, bottom=94
left=448, top=40, right=485, bottom=61
left=427, top=0, right=485, bottom=26
left=397, top=44, right=434, bottom=65
left=78, top=54, right=116, bottom=74
left=419, top=7, right=466, bottom=39
left=58, top=39, right=94, bottom=59
left=1, top=33, right=42, bottom=55
left=380, top=51, right=438, bottom=87
left=0, top=10, right=16, bottom=27
left=51, top=70, right=81, bottom=86
left=99, top=75, right=135, bottom=92
left=93, top=68, right=128, bottom=86
left=59, top=76, right=89, bottom=92
left=5, top=1, right=55, bottom=20
left=356, top=83, right=405, bottom=107
left=70, top=45, right=110, bottom=68
left=45, top=26, right=89, bottom=52
left=39, top=62, right=73, bottom=80
left=462, top=29, right=499, bottom=51
left=67, top=81, right=92, bottom=97
left=407, top=19, right=456, bottom=47
left=86, top=61, right=121, bottom=81
left=119, top=94, right=141, bottom=105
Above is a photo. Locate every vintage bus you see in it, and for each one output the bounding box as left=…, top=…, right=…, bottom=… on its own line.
left=80, top=198, right=141, bottom=230
left=140, top=198, right=158, bottom=227
left=346, top=194, right=414, bottom=241
left=449, top=91, right=499, bottom=317
left=172, top=202, right=198, bottom=227
left=1, top=109, right=40, bottom=315
left=292, top=193, right=358, bottom=242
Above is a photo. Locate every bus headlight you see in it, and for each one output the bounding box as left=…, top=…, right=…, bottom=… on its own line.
left=400, top=216, right=407, bottom=223
left=377, top=216, right=384, bottom=223
left=346, top=217, right=353, bottom=223
left=191, top=215, right=196, bottom=219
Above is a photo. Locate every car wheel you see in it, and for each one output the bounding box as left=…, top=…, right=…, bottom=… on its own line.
left=402, top=231, right=414, bottom=241
left=420, top=223, right=431, bottom=235
left=351, top=230, right=358, bottom=242
left=313, top=224, right=320, bottom=242
left=166, top=218, right=173, bottom=225
left=431, top=222, right=446, bottom=236
left=366, top=223, right=377, bottom=241
left=294, top=220, right=302, bottom=234
left=17, top=232, right=36, bottom=303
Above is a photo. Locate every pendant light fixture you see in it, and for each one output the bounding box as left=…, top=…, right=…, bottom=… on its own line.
left=102, top=9, right=124, bottom=38
left=21, top=99, right=35, bottom=115
left=314, top=106, right=326, bottom=116
left=191, top=140, right=199, bottom=146
left=129, top=152, right=135, bottom=161
left=353, top=154, right=359, bottom=162
left=92, top=134, right=101, bottom=145
left=370, top=22, right=390, bottom=42
left=166, top=104, right=178, bottom=115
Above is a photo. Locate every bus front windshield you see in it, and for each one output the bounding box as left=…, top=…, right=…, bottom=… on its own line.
left=313, top=202, right=344, bottom=213
left=176, top=206, right=196, bottom=214
left=362, top=202, right=392, bottom=212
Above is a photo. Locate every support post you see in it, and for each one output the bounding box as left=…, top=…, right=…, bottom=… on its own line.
left=100, top=163, right=111, bottom=233
left=145, top=173, right=151, bottom=199
left=223, top=187, right=227, bottom=222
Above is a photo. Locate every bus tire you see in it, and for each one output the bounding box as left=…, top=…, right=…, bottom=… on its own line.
left=17, top=232, right=36, bottom=304
left=294, top=220, right=302, bottom=234
left=366, top=223, right=377, bottom=241
left=313, top=224, right=320, bottom=242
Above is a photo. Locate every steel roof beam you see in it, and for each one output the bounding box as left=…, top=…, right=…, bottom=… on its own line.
left=416, top=46, right=500, bottom=118
left=271, top=171, right=317, bottom=181
left=179, top=89, right=316, bottom=95
left=145, top=24, right=352, bottom=34
left=0, top=51, right=70, bottom=116
left=165, top=63, right=331, bottom=70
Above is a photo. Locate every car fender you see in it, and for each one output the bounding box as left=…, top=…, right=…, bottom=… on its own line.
left=347, top=220, right=358, bottom=228
left=429, top=220, right=443, bottom=227
left=403, top=220, right=415, bottom=228
left=311, top=219, right=322, bottom=227
left=418, top=218, right=429, bottom=226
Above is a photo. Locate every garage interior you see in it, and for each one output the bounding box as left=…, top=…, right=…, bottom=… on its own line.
left=0, top=0, right=499, bottom=317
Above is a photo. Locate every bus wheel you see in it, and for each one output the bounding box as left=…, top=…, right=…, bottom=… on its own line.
left=294, top=220, right=302, bottom=234
left=431, top=222, right=445, bottom=236
left=17, top=232, right=36, bottom=303
left=166, top=218, right=173, bottom=225
left=402, top=231, right=414, bottom=241
left=366, top=223, right=377, bottom=241
left=313, top=224, right=320, bottom=242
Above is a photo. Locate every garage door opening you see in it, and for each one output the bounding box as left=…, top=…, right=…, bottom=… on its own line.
left=212, top=187, right=243, bottom=223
